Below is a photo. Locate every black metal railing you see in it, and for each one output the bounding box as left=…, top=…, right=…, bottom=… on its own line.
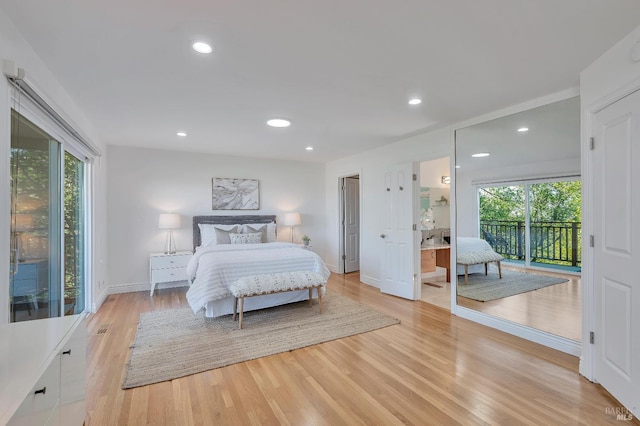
left=480, top=220, right=581, bottom=267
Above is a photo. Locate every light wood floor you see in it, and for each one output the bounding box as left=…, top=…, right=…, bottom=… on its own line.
left=86, top=273, right=631, bottom=425
left=421, top=267, right=582, bottom=341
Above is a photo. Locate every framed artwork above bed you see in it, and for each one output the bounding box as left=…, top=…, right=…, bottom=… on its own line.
left=212, top=178, right=259, bottom=210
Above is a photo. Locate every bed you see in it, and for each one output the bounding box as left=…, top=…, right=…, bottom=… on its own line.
left=185, top=215, right=330, bottom=318
left=456, top=237, right=500, bottom=276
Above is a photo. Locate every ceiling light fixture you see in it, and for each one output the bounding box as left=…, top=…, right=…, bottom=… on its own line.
left=517, top=127, right=529, bottom=132
left=176, top=131, right=187, bottom=137
left=305, top=146, right=314, bottom=151
left=267, top=118, right=291, bottom=128
left=472, top=152, right=490, bottom=158
left=192, top=42, right=213, bottom=54
left=455, top=165, right=461, bottom=169
left=408, top=98, right=422, bottom=106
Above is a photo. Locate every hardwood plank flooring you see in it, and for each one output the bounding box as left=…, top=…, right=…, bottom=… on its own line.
left=422, top=266, right=581, bottom=341
left=86, top=273, right=633, bottom=425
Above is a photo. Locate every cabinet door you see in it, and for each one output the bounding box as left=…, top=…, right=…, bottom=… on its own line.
left=421, top=250, right=436, bottom=273
left=57, top=317, right=86, bottom=425
left=9, top=355, right=61, bottom=426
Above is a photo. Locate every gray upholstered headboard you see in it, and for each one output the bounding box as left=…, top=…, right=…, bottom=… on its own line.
left=192, top=215, right=277, bottom=251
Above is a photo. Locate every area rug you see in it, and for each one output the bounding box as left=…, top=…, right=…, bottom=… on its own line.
left=122, top=291, right=399, bottom=389
left=457, top=270, right=569, bottom=302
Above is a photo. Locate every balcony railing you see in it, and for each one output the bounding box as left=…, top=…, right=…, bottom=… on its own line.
left=480, top=220, right=581, bottom=267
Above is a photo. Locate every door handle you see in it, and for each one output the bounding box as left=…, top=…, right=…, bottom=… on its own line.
left=380, top=234, right=386, bottom=238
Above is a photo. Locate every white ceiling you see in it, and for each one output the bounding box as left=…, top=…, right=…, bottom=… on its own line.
left=455, top=96, right=580, bottom=171
left=1, top=1, right=639, bottom=163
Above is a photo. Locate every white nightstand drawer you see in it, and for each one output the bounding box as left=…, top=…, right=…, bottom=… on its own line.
left=150, top=254, right=190, bottom=270
left=151, top=268, right=186, bottom=284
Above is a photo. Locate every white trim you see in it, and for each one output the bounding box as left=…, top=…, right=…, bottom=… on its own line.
left=457, top=306, right=582, bottom=356
left=360, top=274, right=380, bottom=288
left=472, top=172, right=581, bottom=187
left=109, top=280, right=189, bottom=294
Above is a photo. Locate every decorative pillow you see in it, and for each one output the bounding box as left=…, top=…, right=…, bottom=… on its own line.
left=229, top=232, right=262, bottom=245
left=243, top=222, right=277, bottom=242
left=214, top=226, right=240, bottom=245
left=243, top=224, right=268, bottom=242
left=198, top=224, right=240, bottom=246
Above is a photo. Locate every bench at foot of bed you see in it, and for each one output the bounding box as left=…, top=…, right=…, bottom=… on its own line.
left=457, top=251, right=504, bottom=285
left=229, top=271, right=327, bottom=329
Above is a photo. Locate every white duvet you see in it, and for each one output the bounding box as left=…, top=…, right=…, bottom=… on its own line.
left=185, top=242, right=330, bottom=313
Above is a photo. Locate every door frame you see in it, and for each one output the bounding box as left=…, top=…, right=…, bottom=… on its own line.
left=580, top=75, right=640, bottom=381
left=338, top=171, right=362, bottom=274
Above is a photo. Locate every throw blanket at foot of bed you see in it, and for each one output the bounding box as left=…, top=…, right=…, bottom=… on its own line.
left=457, top=251, right=504, bottom=285
left=230, top=271, right=327, bottom=329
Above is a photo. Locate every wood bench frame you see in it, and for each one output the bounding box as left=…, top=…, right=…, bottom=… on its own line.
left=232, top=285, right=324, bottom=329
left=459, top=260, right=502, bottom=285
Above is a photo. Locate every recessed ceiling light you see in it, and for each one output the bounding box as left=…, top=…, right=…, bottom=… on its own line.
left=517, top=127, right=529, bottom=132
left=267, top=118, right=291, bottom=128
left=455, top=165, right=461, bottom=169
left=305, top=146, right=314, bottom=151
left=192, top=42, right=213, bottom=54
left=177, top=131, right=187, bottom=137
left=408, top=98, right=422, bottom=106
left=472, top=152, right=490, bottom=158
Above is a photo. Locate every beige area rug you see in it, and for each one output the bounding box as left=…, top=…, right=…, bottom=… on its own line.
left=122, top=291, right=399, bottom=389
left=457, top=269, right=569, bottom=302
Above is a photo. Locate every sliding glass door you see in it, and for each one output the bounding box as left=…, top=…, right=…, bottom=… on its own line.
left=479, top=179, right=581, bottom=272
left=9, top=109, right=86, bottom=322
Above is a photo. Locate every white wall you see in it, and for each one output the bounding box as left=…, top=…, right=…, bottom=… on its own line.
left=324, top=128, right=451, bottom=286
left=419, top=156, right=450, bottom=188
left=0, top=10, right=107, bottom=320
left=107, top=145, right=325, bottom=292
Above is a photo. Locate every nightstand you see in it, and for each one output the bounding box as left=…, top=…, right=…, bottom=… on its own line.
left=149, top=251, right=192, bottom=296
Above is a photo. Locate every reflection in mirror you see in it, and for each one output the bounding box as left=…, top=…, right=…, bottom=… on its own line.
left=455, top=97, right=582, bottom=341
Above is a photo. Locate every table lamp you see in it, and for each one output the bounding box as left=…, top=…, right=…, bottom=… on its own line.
left=158, top=213, right=180, bottom=254
left=282, top=212, right=301, bottom=243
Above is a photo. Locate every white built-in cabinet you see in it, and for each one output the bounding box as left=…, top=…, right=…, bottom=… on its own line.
left=0, top=314, right=86, bottom=425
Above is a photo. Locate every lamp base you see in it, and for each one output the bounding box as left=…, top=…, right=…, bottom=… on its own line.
left=164, top=230, right=176, bottom=254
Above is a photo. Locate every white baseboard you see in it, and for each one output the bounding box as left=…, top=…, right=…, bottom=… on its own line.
left=109, top=280, right=189, bottom=294
left=326, top=263, right=339, bottom=273
left=456, top=306, right=582, bottom=357
left=360, top=274, right=380, bottom=288
left=92, top=287, right=109, bottom=313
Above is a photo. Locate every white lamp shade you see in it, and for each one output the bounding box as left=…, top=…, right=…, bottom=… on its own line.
left=158, top=213, right=181, bottom=229
left=282, top=212, right=301, bottom=226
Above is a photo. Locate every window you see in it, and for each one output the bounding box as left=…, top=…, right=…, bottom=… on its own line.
left=9, top=108, right=88, bottom=321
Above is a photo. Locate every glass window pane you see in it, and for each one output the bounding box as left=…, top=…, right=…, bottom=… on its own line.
left=479, top=185, right=525, bottom=262
left=528, top=181, right=582, bottom=271
left=10, top=110, right=61, bottom=321
left=64, top=152, right=85, bottom=315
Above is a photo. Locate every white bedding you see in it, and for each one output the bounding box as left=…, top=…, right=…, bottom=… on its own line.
left=185, top=242, right=330, bottom=314
left=456, top=237, right=496, bottom=275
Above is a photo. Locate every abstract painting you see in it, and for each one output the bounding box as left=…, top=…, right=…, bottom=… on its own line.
left=212, top=178, right=260, bottom=210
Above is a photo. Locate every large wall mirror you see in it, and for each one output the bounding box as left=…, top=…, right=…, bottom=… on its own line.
left=454, top=96, right=581, bottom=342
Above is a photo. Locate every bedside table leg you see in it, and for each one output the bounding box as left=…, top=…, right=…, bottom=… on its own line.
left=150, top=282, right=156, bottom=296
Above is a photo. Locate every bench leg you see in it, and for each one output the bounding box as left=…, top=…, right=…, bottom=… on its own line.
left=317, top=287, right=323, bottom=314
left=233, top=297, right=238, bottom=321
left=497, top=261, right=502, bottom=279
left=464, top=265, right=469, bottom=285
left=238, top=297, right=244, bottom=330
left=484, top=263, right=488, bottom=275
left=309, top=288, right=313, bottom=307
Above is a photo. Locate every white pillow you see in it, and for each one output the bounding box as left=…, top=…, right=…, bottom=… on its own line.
left=229, top=232, right=262, bottom=244
left=198, top=224, right=241, bottom=246
left=243, top=222, right=276, bottom=243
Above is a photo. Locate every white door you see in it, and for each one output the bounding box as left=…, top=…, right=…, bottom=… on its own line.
left=380, top=163, right=419, bottom=300
left=592, top=88, right=640, bottom=416
left=344, top=177, right=360, bottom=273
